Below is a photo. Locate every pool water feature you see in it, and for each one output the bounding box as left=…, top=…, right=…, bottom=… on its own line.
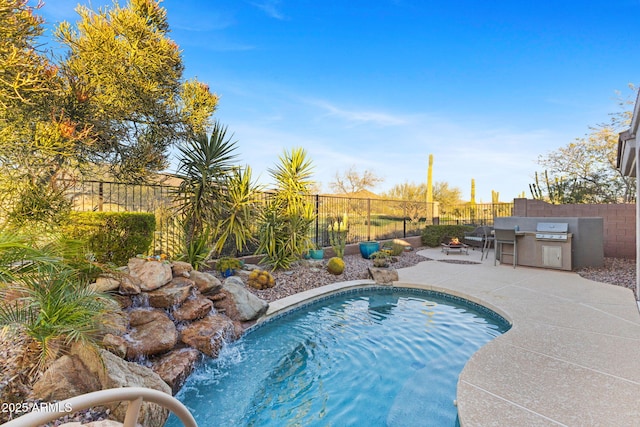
left=167, top=288, right=510, bottom=426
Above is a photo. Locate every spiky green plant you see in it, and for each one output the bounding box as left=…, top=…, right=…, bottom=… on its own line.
left=213, top=166, right=262, bottom=256
left=176, top=226, right=212, bottom=271
left=0, top=231, right=116, bottom=372
left=327, top=214, right=348, bottom=259
left=256, top=148, right=316, bottom=269
left=172, top=121, right=239, bottom=251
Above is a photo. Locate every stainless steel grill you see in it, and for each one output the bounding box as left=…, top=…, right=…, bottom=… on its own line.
left=535, top=222, right=569, bottom=241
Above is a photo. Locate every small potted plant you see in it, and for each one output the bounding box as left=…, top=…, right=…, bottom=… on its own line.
left=359, top=240, right=380, bottom=259
left=308, top=244, right=324, bottom=260
left=216, top=257, right=243, bottom=277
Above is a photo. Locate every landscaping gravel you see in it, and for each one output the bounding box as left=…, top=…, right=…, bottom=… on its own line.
left=245, top=249, right=431, bottom=303
left=577, top=257, right=636, bottom=293
left=244, top=251, right=638, bottom=303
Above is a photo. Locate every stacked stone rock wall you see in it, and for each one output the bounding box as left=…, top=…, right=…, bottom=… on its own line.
left=33, top=258, right=269, bottom=425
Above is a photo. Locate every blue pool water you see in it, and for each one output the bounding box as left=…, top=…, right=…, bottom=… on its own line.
left=167, top=288, right=510, bottom=427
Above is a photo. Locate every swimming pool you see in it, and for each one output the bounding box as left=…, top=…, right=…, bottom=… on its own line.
left=167, top=287, right=510, bottom=426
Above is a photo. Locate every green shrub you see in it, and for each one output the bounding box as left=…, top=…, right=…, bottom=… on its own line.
left=370, top=251, right=391, bottom=268
left=421, top=225, right=474, bottom=247
left=381, top=242, right=405, bottom=256
left=65, top=212, right=155, bottom=266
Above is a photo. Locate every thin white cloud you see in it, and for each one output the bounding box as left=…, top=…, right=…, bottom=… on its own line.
left=250, top=0, right=286, bottom=20
left=220, top=112, right=561, bottom=200
left=211, top=80, right=571, bottom=200
left=307, top=99, right=411, bottom=127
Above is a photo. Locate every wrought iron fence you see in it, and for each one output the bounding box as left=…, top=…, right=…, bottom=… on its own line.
left=311, top=195, right=437, bottom=249
left=64, top=180, right=513, bottom=256
left=437, top=202, right=514, bottom=226
left=63, top=179, right=179, bottom=255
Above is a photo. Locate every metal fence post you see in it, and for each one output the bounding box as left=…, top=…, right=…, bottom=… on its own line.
left=315, top=194, right=320, bottom=247
left=367, top=198, right=371, bottom=241
left=98, top=182, right=104, bottom=212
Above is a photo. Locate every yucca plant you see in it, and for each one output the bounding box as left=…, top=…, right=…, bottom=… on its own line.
left=172, top=122, right=239, bottom=251
left=256, top=198, right=295, bottom=270
left=213, top=165, right=262, bottom=256
left=257, top=148, right=316, bottom=269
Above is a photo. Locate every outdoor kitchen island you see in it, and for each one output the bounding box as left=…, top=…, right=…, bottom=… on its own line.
left=494, top=217, right=604, bottom=270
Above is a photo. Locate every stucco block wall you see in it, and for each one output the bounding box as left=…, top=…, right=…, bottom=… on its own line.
left=513, top=199, right=635, bottom=259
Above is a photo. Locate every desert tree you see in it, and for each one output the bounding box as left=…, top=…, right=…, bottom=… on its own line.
left=329, top=165, right=383, bottom=194
left=0, top=0, right=219, bottom=232
left=534, top=85, right=637, bottom=204
left=55, top=0, right=219, bottom=179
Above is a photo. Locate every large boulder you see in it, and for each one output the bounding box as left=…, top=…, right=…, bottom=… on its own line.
left=112, top=294, right=133, bottom=309
left=32, top=354, right=101, bottom=401
left=99, top=308, right=128, bottom=336
left=189, top=270, right=222, bottom=295
left=90, top=276, right=120, bottom=292
left=368, top=267, right=399, bottom=284
left=125, top=308, right=177, bottom=359
left=127, top=258, right=172, bottom=291
left=171, top=261, right=193, bottom=277
left=97, top=349, right=172, bottom=426
left=151, top=348, right=201, bottom=394
left=34, top=343, right=172, bottom=427
left=117, top=274, right=142, bottom=295
left=147, top=277, right=193, bottom=309
left=172, top=295, right=213, bottom=321
left=180, top=314, right=239, bottom=357
left=103, top=333, right=127, bottom=359
left=219, top=276, right=268, bottom=321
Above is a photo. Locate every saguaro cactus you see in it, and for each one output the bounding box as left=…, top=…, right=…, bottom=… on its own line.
left=470, top=179, right=476, bottom=204
left=426, top=154, right=433, bottom=203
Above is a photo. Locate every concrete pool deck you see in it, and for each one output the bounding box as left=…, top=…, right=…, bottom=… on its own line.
left=399, top=248, right=640, bottom=426
left=263, top=247, right=640, bottom=426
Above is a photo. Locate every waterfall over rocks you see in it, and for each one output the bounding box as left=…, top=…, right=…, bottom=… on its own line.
left=32, top=257, right=269, bottom=425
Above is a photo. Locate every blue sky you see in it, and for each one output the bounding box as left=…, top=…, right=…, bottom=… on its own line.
left=38, top=0, right=640, bottom=201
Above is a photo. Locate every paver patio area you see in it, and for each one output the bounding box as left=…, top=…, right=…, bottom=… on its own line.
left=397, top=247, right=640, bottom=426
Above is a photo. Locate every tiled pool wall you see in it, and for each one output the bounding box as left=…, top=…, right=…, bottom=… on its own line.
left=247, top=285, right=512, bottom=336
